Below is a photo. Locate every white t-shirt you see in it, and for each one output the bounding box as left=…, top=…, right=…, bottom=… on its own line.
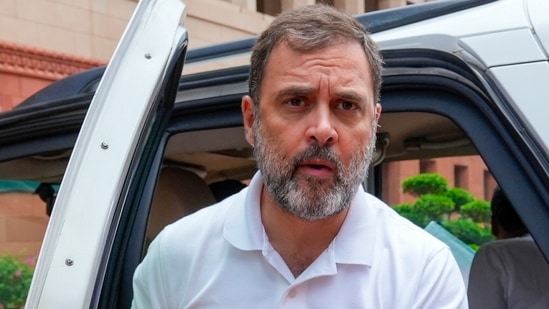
left=132, top=172, right=467, bottom=308
left=468, top=235, right=549, bottom=309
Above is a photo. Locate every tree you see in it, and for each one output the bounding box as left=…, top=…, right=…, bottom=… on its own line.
left=444, top=187, right=474, bottom=211
left=461, top=200, right=491, bottom=224
left=393, top=203, right=429, bottom=227
left=394, top=173, right=494, bottom=249
left=394, top=195, right=454, bottom=228
left=402, top=173, right=448, bottom=196
left=443, top=219, right=493, bottom=249
left=414, top=194, right=455, bottom=224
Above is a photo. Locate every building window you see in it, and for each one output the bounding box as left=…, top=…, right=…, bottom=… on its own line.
left=420, top=159, right=436, bottom=174
left=454, top=165, right=468, bottom=189
left=256, top=0, right=281, bottom=16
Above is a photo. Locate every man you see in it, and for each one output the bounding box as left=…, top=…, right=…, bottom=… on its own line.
left=468, top=187, right=549, bottom=308
left=132, top=4, right=467, bottom=308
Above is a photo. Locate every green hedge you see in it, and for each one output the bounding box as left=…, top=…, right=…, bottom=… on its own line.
left=0, top=253, right=34, bottom=309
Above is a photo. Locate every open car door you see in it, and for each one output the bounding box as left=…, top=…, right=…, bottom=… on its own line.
left=24, top=0, right=188, bottom=308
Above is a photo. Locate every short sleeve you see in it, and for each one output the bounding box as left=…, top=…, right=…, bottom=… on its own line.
left=412, top=247, right=469, bottom=309
left=131, top=234, right=171, bottom=309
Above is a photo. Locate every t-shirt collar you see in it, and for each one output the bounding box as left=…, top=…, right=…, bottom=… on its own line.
left=223, top=171, right=376, bottom=267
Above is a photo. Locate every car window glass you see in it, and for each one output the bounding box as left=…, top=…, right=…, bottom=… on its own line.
left=0, top=178, right=54, bottom=306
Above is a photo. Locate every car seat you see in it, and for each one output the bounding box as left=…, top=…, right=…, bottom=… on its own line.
left=147, top=166, right=216, bottom=242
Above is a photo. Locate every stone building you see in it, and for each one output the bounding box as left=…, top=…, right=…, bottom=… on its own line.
left=0, top=0, right=494, bottom=258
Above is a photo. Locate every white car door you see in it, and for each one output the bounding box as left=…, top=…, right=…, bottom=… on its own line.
left=25, top=0, right=188, bottom=308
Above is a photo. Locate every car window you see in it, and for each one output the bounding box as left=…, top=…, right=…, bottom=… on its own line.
left=0, top=179, right=58, bottom=308
left=0, top=180, right=49, bottom=257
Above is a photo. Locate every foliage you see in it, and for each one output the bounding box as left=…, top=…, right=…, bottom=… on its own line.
left=461, top=200, right=491, bottom=224
left=443, top=188, right=474, bottom=211
left=0, top=253, right=34, bottom=309
left=395, top=194, right=455, bottom=228
left=395, top=173, right=493, bottom=249
left=393, top=203, right=428, bottom=227
left=443, top=219, right=494, bottom=246
left=402, top=173, right=448, bottom=197
left=415, top=194, right=455, bottom=222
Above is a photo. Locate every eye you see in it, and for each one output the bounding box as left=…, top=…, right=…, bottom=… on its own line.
left=286, top=98, right=306, bottom=107
left=337, top=101, right=358, bottom=111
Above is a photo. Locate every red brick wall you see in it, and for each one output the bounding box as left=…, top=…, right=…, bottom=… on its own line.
left=0, top=41, right=105, bottom=111
left=0, top=193, right=48, bottom=260
left=0, top=72, right=51, bottom=112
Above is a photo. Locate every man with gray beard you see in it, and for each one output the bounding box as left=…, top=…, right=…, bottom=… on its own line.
left=132, top=4, right=467, bottom=308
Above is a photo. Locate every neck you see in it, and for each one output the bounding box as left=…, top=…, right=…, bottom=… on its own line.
left=260, top=186, right=349, bottom=277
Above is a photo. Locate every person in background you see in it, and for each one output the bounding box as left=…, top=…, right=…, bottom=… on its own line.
left=132, top=4, right=467, bottom=308
left=468, top=186, right=549, bottom=308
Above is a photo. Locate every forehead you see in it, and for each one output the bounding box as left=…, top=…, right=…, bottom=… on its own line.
left=262, top=42, right=374, bottom=96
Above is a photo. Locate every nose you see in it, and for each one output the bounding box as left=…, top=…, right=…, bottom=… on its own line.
left=306, top=105, right=338, bottom=146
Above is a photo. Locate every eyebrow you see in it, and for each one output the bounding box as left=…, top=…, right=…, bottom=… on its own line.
left=276, top=86, right=315, bottom=99
left=334, top=90, right=366, bottom=103
left=275, top=87, right=368, bottom=104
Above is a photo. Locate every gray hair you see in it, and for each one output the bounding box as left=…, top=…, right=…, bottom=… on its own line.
left=248, top=4, right=383, bottom=108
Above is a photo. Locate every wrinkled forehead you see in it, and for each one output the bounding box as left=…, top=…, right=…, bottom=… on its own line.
left=277, top=33, right=356, bottom=53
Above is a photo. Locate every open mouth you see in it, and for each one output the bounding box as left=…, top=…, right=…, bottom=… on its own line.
left=308, top=164, right=330, bottom=170
left=298, top=159, right=335, bottom=177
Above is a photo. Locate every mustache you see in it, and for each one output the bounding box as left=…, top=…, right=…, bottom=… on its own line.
left=292, top=144, right=342, bottom=172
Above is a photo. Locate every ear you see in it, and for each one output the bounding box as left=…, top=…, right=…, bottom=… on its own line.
left=374, top=103, right=382, bottom=122
left=242, top=95, right=255, bottom=146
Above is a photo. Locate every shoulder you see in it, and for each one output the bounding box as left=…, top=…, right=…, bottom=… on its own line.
left=476, top=236, right=542, bottom=263
left=355, top=192, right=467, bottom=307
left=347, top=191, right=458, bottom=276
left=361, top=193, right=462, bottom=282
left=364, top=193, right=448, bottom=252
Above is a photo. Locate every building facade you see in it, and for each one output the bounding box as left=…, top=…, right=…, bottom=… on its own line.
left=0, top=0, right=494, bottom=257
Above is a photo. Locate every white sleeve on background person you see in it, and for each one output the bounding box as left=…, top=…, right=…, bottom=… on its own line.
left=411, top=246, right=469, bottom=309
left=131, top=235, right=171, bottom=309
left=467, top=245, right=506, bottom=309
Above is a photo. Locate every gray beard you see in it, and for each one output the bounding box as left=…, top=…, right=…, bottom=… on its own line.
left=253, top=119, right=377, bottom=221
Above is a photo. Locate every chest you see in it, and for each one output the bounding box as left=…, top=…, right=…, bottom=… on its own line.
left=175, top=250, right=418, bottom=308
